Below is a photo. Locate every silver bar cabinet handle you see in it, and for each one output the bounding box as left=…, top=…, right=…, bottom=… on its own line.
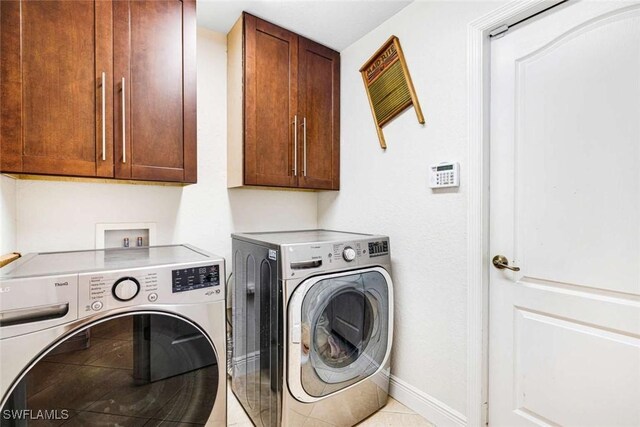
left=303, top=117, right=307, bottom=177
left=121, top=77, right=126, bottom=163
left=293, top=115, right=298, bottom=176
left=101, top=72, right=106, bottom=161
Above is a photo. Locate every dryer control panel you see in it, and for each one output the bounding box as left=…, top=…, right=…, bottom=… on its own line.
left=367, top=240, right=389, bottom=257
left=283, top=238, right=390, bottom=279
left=78, top=261, right=225, bottom=318
left=172, top=264, right=220, bottom=293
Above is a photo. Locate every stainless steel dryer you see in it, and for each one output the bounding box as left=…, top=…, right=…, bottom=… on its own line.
left=231, top=230, right=393, bottom=427
left=0, top=245, right=226, bottom=426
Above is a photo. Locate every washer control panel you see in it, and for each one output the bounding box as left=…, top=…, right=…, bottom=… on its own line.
left=284, top=238, right=390, bottom=278
left=78, top=261, right=224, bottom=318
left=172, top=265, right=219, bottom=293
left=367, top=240, right=389, bottom=257
left=113, top=277, right=140, bottom=301
left=331, top=241, right=365, bottom=263
left=342, top=246, right=356, bottom=261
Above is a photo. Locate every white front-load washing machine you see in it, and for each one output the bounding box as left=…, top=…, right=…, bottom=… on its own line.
left=0, top=245, right=226, bottom=426
left=231, top=230, right=393, bottom=427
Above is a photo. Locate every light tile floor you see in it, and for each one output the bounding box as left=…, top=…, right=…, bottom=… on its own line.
left=227, top=384, right=434, bottom=427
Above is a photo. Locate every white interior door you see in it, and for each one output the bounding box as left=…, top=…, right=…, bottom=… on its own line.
left=489, top=1, right=640, bottom=426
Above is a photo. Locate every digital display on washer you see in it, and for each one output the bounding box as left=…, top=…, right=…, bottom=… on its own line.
left=171, top=264, right=219, bottom=293
left=368, top=241, right=389, bottom=257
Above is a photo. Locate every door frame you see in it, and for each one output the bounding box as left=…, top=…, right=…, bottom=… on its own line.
left=466, top=1, right=566, bottom=425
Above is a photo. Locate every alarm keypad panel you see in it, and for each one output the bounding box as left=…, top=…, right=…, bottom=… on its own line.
left=430, top=162, right=460, bottom=189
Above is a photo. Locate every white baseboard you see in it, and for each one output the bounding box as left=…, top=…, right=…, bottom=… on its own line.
left=389, top=374, right=467, bottom=427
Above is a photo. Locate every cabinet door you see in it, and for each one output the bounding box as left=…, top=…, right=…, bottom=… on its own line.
left=114, top=0, right=196, bottom=183
left=0, top=0, right=114, bottom=177
left=297, top=37, right=340, bottom=190
left=243, top=14, right=299, bottom=187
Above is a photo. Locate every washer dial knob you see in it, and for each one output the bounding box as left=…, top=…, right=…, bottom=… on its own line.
left=112, top=277, right=140, bottom=301
left=343, top=247, right=356, bottom=262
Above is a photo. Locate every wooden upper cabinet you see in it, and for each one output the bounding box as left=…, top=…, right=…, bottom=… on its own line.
left=228, top=13, right=340, bottom=190
left=1, top=0, right=114, bottom=177
left=0, top=0, right=196, bottom=184
left=114, top=0, right=196, bottom=183
left=243, top=14, right=298, bottom=188
left=298, top=37, right=340, bottom=190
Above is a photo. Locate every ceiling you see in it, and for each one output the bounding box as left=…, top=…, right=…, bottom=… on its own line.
left=197, top=1, right=413, bottom=52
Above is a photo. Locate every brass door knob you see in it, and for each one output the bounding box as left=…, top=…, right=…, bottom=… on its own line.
left=492, top=255, right=520, bottom=272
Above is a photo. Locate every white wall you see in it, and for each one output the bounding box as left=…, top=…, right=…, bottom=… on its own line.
left=172, top=29, right=319, bottom=263
left=318, top=1, right=503, bottom=421
left=13, top=28, right=318, bottom=262
left=0, top=175, right=17, bottom=254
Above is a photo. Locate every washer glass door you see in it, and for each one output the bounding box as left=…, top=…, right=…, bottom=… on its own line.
left=0, top=313, right=219, bottom=425
left=299, top=270, right=390, bottom=397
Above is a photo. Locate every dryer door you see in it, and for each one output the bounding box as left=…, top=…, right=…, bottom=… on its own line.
left=288, top=267, right=393, bottom=401
left=0, top=312, right=221, bottom=425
